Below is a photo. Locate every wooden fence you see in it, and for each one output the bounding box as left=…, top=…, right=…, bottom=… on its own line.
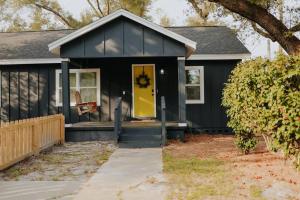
left=0, top=114, right=65, bottom=170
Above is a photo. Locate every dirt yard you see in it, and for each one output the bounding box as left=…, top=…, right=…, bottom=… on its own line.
left=0, top=141, right=115, bottom=181
left=164, top=134, right=300, bottom=200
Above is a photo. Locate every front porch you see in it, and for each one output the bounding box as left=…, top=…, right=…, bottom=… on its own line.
left=65, top=121, right=186, bottom=146
left=60, top=57, right=186, bottom=125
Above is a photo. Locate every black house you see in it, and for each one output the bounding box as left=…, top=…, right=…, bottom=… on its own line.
left=0, top=9, right=250, bottom=143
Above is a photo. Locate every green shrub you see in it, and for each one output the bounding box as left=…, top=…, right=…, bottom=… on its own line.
left=222, top=55, right=300, bottom=168
left=235, top=133, right=258, bottom=154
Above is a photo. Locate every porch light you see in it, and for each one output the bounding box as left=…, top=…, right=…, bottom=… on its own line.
left=160, top=68, right=165, bottom=75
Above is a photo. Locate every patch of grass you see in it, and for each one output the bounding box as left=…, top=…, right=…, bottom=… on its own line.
left=51, top=176, right=61, bottom=181
left=93, top=150, right=113, bottom=166
left=250, top=185, right=265, bottom=199
left=40, top=154, right=64, bottom=164
left=187, top=185, right=217, bottom=199
left=6, top=163, right=43, bottom=179
left=164, top=152, right=234, bottom=200
left=163, top=152, right=224, bottom=175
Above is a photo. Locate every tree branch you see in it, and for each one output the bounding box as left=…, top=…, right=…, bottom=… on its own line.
left=289, top=23, right=300, bottom=33
left=251, top=22, right=275, bottom=41
left=86, top=0, right=101, bottom=17
left=187, top=0, right=204, bottom=18
left=95, top=0, right=105, bottom=17
left=34, top=3, right=73, bottom=28
left=106, top=0, right=110, bottom=15
left=206, top=0, right=300, bottom=55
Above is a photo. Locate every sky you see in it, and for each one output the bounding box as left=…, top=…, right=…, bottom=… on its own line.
left=57, top=0, right=282, bottom=58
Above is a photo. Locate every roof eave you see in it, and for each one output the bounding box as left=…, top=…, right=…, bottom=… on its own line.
left=0, top=58, right=69, bottom=65
left=187, top=53, right=251, bottom=60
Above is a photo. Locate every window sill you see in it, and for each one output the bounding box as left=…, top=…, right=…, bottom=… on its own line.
left=186, top=101, right=204, bottom=104
left=56, top=104, right=101, bottom=107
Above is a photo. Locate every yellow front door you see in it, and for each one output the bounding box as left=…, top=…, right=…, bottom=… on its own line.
left=133, top=64, right=156, bottom=118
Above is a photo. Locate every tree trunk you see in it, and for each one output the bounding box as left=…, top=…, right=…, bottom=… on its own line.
left=208, top=0, right=300, bottom=55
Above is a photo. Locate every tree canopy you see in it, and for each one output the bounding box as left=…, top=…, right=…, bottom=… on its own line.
left=0, top=0, right=152, bottom=31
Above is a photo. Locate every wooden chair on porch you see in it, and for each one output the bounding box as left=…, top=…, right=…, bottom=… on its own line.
left=74, top=91, right=97, bottom=116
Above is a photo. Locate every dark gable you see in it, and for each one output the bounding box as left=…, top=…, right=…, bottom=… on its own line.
left=60, top=17, right=186, bottom=58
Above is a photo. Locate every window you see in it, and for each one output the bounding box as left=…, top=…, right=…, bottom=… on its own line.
left=185, top=66, right=204, bottom=104
left=56, top=69, right=100, bottom=106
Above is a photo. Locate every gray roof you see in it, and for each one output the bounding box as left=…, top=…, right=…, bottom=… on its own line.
left=168, top=26, right=250, bottom=55
left=0, top=30, right=73, bottom=59
left=0, top=26, right=249, bottom=60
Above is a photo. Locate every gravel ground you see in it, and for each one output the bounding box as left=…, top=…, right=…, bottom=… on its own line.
left=0, top=141, right=116, bottom=181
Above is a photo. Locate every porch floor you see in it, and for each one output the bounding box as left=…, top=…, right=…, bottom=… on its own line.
left=65, top=121, right=186, bottom=142
left=69, top=121, right=182, bottom=128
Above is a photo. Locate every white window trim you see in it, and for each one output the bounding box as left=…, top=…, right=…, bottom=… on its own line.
left=185, top=66, right=204, bottom=104
left=55, top=68, right=101, bottom=107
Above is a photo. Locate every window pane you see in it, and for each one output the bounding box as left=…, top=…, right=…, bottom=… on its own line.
left=59, top=89, right=62, bottom=104
left=80, top=88, right=97, bottom=103
left=80, top=72, right=97, bottom=87
left=70, top=88, right=77, bottom=104
left=70, top=73, right=76, bottom=87
left=59, top=73, right=62, bottom=87
left=186, top=69, right=200, bottom=84
left=186, top=86, right=200, bottom=100
left=59, top=72, right=76, bottom=87
left=59, top=89, right=77, bottom=105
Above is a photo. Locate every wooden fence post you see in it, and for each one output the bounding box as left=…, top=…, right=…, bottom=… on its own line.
left=60, top=115, right=65, bottom=145
left=32, top=120, right=40, bottom=155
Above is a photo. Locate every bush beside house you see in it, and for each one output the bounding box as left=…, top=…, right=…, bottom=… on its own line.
left=222, top=55, right=300, bottom=168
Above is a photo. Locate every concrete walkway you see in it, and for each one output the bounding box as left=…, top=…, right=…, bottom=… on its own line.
left=73, top=148, right=166, bottom=200
left=0, top=181, right=83, bottom=200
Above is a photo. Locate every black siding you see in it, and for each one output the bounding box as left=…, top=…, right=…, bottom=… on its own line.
left=185, top=60, right=239, bottom=131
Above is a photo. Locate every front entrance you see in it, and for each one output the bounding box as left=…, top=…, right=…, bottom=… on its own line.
left=132, top=64, right=156, bottom=118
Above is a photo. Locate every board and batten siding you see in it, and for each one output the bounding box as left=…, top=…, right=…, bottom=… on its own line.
left=185, top=60, right=240, bottom=131
left=61, top=17, right=186, bottom=58
left=0, top=65, right=61, bottom=122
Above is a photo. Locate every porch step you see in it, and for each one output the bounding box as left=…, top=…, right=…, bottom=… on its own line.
left=122, top=127, right=161, bottom=134
left=119, top=134, right=161, bottom=141
left=119, top=127, right=162, bottom=148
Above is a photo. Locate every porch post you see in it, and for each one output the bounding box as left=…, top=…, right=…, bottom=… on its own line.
left=61, top=60, right=70, bottom=124
left=177, top=57, right=186, bottom=122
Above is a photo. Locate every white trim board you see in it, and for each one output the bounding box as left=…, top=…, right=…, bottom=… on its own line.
left=0, top=58, right=70, bottom=65
left=188, top=54, right=251, bottom=60
left=48, top=9, right=197, bottom=56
